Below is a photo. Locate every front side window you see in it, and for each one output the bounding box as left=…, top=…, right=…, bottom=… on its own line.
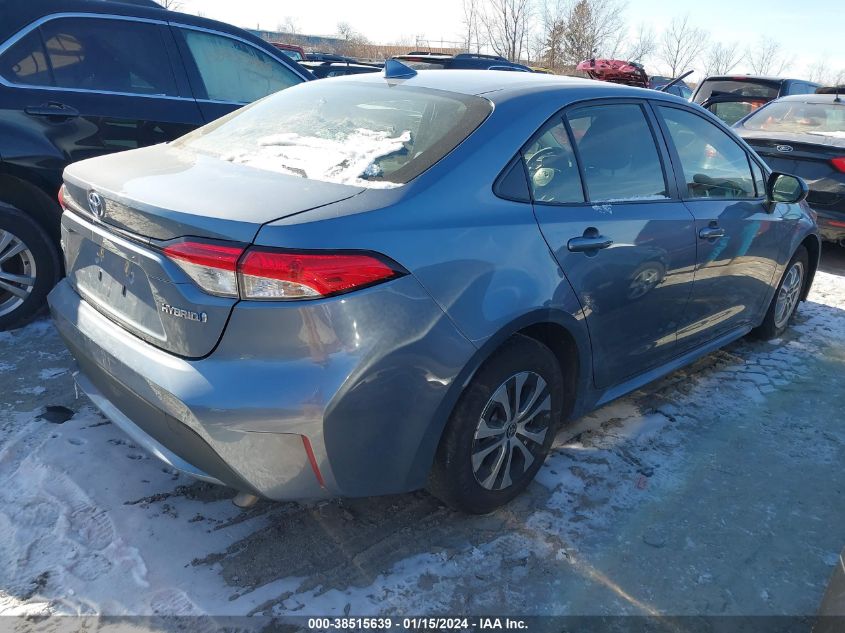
left=566, top=103, right=668, bottom=202
left=35, top=18, right=177, bottom=95
left=520, top=119, right=584, bottom=204
left=658, top=106, right=755, bottom=199
left=175, top=82, right=492, bottom=188
left=181, top=29, right=301, bottom=103
left=0, top=30, right=51, bottom=86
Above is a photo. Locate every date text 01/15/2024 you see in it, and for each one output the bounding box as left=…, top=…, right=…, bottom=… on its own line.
left=306, top=618, right=529, bottom=630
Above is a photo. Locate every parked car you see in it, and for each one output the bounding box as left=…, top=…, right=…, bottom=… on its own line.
left=649, top=75, right=692, bottom=99
left=576, top=59, right=692, bottom=97
left=692, top=75, right=821, bottom=125
left=0, top=0, right=311, bottom=329
left=306, top=52, right=358, bottom=63
left=393, top=52, right=532, bottom=72
left=301, top=60, right=383, bottom=79
left=269, top=42, right=306, bottom=62
left=49, top=66, right=819, bottom=514
left=735, top=92, right=845, bottom=244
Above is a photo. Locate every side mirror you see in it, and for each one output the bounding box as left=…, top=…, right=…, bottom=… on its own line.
left=767, top=172, right=809, bottom=204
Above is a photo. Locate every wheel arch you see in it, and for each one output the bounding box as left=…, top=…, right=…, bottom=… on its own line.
left=799, top=233, right=821, bottom=301
left=408, top=308, right=592, bottom=490
left=0, top=172, right=63, bottom=244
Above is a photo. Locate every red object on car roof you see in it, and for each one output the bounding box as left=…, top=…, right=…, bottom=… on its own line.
left=576, top=58, right=649, bottom=88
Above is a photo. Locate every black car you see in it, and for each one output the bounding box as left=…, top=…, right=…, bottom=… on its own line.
left=0, top=0, right=311, bottom=329
left=392, top=52, right=532, bottom=72
left=692, top=75, right=821, bottom=125
left=301, top=60, right=383, bottom=79
left=735, top=93, right=845, bottom=244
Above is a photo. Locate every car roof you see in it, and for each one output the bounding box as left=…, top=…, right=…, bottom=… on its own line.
left=327, top=69, right=691, bottom=105
left=769, top=93, right=845, bottom=104
left=0, top=0, right=267, bottom=49
left=701, top=75, right=813, bottom=84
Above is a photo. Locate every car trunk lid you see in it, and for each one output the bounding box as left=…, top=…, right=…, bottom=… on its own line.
left=60, top=144, right=365, bottom=358
left=743, top=132, right=845, bottom=213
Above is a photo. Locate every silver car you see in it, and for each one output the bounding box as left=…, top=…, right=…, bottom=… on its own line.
left=49, top=66, right=819, bottom=513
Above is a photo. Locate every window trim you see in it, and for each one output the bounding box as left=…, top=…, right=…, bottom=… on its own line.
left=0, top=12, right=309, bottom=100
left=652, top=101, right=766, bottom=203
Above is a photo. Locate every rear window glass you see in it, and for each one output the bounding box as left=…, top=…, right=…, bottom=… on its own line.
left=740, top=100, right=845, bottom=137
left=175, top=81, right=492, bottom=188
left=694, top=80, right=780, bottom=103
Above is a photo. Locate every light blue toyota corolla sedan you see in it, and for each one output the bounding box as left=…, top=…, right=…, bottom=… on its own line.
left=48, top=63, right=820, bottom=513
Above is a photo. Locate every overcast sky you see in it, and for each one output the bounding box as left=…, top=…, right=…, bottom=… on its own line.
left=178, top=0, right=843, bottom=81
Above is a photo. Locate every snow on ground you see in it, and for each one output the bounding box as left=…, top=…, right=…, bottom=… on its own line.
left=1, top=253, right=844, bottom=618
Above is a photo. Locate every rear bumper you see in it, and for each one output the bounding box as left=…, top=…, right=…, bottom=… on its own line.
left=48, top=276, right=476, bottom=500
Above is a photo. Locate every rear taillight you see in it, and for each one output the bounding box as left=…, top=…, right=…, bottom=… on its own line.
left=237, top=249, right=402, bottom=300
left=163, top=241, right=244, bottom=298
left=58, top=185, right=67, bottom=210
left=831, top=157, right=845, bottom=173
left=162, top=240, right=403, bottom=300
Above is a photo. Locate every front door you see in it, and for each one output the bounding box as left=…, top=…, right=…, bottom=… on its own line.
left=654, top=105, right=787, bottom=350
left=525, top=101, right=697, bottom=389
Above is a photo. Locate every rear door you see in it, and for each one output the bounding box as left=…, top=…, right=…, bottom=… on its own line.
left=0, top=14, right=203, bottom=183
left=527, top=100, right=697, bottom=389
left=170, top=25, right=306, bottom=122
left=654, top=104, right=787, bottom=349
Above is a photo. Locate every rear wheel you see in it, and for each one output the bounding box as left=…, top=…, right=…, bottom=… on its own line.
left=0, top=206, right=60, bottom=330
left=428, top=335, right=564, bottom=514
left=754, top=245, right=808, bottom=340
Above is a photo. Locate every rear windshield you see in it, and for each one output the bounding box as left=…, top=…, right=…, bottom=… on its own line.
left=174, top=81, right=491, bottom=188
left=740, top=100, right=845, bottom=137
left=694, top=79, right=780, bottom=103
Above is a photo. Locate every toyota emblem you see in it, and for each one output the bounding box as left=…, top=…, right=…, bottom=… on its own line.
left=87, top=191, right=105, bottom=218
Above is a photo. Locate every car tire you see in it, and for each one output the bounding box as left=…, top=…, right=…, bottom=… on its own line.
left=754, top=245, right=809, bottom=340
left=428, top=334, right=564, bottom=514
left=0, top=205, right=60, bottom=330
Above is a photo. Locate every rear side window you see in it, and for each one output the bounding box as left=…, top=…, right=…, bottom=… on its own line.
left=35, top=18, right=178, bottom=95
left=566, top=104, right=668, bottom=202
left=175, top=81, right=492, bottom=187
left=658, top=106, right=755, bottom=199
left=0, top=30, right=51, bottom=86
left=520, top=119, right=584, bottom=203
left=181, top=29, right=300, bottom=103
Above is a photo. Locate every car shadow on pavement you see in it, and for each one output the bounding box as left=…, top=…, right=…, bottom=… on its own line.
left=820, top=243, right=845, bottom=276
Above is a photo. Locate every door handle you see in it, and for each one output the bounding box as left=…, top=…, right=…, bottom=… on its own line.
left=568, top=228, right=613, bottom=253
left=698, top=226, right=726, bottom=240
left=24, top=102, right=79, bottom=120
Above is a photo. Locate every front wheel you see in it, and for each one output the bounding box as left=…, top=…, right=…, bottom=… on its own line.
left=754, top=245, right=808, bottom=340
left=0, top=206, right=60, bottom=330
left=428, top=335, right=564, bottom=514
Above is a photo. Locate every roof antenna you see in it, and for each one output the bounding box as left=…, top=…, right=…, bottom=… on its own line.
left=384, top=59, right=417, bottom=79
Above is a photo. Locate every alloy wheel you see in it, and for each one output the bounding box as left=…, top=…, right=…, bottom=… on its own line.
left=773, top=261, right=804, bottom=330
left=0, top=229, right=37, bottom=318
left=471, top=371, right=552, bottom=491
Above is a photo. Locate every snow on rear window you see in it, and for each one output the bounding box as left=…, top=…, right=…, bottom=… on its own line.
left=175, top=81, right=492, bottom=188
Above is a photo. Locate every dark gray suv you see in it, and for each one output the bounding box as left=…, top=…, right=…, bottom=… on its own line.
left=49, top=69, right=820, bottom=513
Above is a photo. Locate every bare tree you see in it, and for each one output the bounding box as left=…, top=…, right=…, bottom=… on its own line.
left=703, top=41, right=743, bottom=76
left=278, top=16, right=300, bottom=35
left=461, top=0, right=485, bottom=53
left=658, top=15, right=707, bottom=77
left=336, top=22, right=370, bottom=56
left=806, top=59, right=830, bottom=85
left=482, top=0, right=532, bottom=62
left=622, top=22, right=656, bottom=63
left=539, top=0, right=567, bottom=71
left=745, top=38, right=791, bottom=76
left=560, top=0, right=626, bottom=67
left=156, top=0, right=183, bottom=10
